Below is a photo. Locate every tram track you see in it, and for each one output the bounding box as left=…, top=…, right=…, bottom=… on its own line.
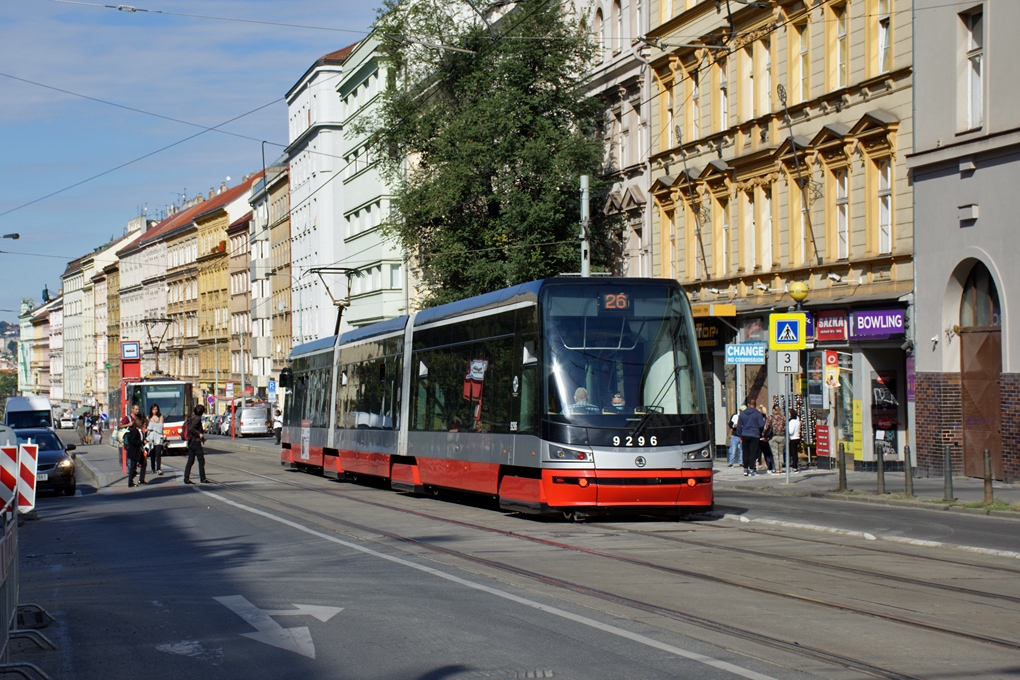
left=202, top=472, right=922, bottom=680
left=202, top=457, right=1020, bottom=669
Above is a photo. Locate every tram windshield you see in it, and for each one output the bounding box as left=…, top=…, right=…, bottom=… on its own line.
left=130, top=383, right=189, bottom=423
left=542, top=283, right=706, bottom=425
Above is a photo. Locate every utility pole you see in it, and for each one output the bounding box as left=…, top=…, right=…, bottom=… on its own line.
left=214, top=335, right=219, bottom=415
left=141, top=317, right=173, bottom=375
left=580, top=175, right=590, bottom=278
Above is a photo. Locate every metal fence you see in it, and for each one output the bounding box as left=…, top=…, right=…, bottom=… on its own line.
left=0, top=484, right=56, bottom=679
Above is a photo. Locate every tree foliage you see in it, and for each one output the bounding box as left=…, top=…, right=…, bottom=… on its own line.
left=366, top=0, right=622, bottom=307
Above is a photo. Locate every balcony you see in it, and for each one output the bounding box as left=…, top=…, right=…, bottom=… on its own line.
left=249, top=260, right=269, bottom=281
left=252, top=336, right=272, bottom=358
left=250, top=297, right=271, bottom=319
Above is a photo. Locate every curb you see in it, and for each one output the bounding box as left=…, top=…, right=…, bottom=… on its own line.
left=75, top=455, right=109, bottom=489
left=716, top=482, right=1020, bottom=520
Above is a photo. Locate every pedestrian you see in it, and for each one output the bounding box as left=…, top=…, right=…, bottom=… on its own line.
left=125, top=414, right=146, bottom=487
left=273, top=409, right=283, bottom=445
left=76, top=415, right=87, bottom=446
left=757, top=404, right=772, bottom=472
left=735, top=398, right=766, bottom=477
left=183, top=404, right=209, bottom=485
left=767, top=405, right=785, bottom=473
left=145, top=404, right=165, bottom=476
left=727, top=406, right=743, bottom=467
left=787, top=409, right=801, bottom=473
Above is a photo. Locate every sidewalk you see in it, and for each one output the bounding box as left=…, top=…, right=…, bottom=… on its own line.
left=713, top=461, right=1020, bottom=518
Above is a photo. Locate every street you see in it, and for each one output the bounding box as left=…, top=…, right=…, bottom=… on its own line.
left=10, top=433, right=1020, bottom=679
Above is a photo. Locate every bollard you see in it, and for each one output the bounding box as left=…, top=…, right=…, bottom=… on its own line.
left=903, top=445, right=914, bottom=497
left=876, top=444, right=886, bottom=495
left=837, top=442, right=847, bottom=492
left=984, top=449, right=993, bottom=505
left=943, top=445, right=954, bottom=501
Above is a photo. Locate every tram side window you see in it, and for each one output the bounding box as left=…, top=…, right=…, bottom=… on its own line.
left=292, top=373, right=309, bottom=425
left=306, top=367, right=331, bottom=428
left=345, top=358, right=397, bottom=429
left=518, top=337, right=539, bottom=434
left=411, top=337, right=513, bottom=433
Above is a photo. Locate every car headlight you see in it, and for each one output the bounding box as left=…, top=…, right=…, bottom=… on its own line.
left=59, top=458, right=74, bottom=469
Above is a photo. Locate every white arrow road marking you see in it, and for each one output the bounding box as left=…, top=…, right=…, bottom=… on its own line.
left=261, top=604, right=344, bottom=622
left=214, top=595, right=342, bottom=659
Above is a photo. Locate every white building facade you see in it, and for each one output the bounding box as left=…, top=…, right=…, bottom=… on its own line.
left=337, top=34, right=409, bottom=326
left=286, top=45, right=357, bottom=344
left=61, top=261, right=84, bottom=407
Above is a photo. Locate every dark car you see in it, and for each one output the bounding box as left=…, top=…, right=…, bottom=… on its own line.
left=14, top=428, right=77, bottom=496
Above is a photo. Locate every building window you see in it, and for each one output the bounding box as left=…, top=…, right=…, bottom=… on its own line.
left=742, top=47, right=753, bottom=121
left=690, top=70, right=701, bottom=139
left=613, top=0, right=622, bottom=53
left=761, top=187, right=773, bottom=271
left=719, top=197, right=730, bottom=276
left=759, top=39, right=771, bottom=115
left=717, top=58, right=729, bottom=131
left=877, top=0, right=891, bottom=74
left=743, top=191, right=756, bottom=272
left=877, top=160, right=892, bottom=254
left=835, top=169, right=849, bottom=260
left=963, top=9, right=983, bottom=130
left=666, top=88, right=674, bottom=148
left=834, top=4, right=848, bottom=89
left=798, top=22, right=810, bottom=102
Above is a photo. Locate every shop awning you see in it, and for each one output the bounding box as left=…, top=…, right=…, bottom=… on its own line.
left=72, top=406, right=92, bottom=416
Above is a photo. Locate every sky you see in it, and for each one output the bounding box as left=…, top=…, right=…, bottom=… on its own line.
left=0, top=0, right=380, bottom=324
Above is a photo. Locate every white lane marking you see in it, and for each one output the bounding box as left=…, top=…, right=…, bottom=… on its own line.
left=261, top=604, right=344, bottom=622
left=201, top=490, right=777, bottom=680
left=214, top=595, right=329, bottom=659
left=725, top=514, right=1020, bottom=559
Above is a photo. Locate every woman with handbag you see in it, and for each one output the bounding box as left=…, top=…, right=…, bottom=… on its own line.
left=145, top=404, right=165, bottom=476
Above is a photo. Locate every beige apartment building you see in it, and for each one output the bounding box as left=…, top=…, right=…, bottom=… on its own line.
left=227, top=211, right=253, bottom=397
left=643, top=0, right=913, bottom=465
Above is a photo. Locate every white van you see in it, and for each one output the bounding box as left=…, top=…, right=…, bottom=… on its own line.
left=4, top=395, right=55, bottom=429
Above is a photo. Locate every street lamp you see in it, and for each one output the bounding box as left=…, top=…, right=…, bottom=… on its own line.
left=789, top=281, right=809, bottom=311
left=2, top=234, right=19, bottom=240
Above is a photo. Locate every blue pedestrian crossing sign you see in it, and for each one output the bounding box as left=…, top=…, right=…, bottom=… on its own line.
left=769, top=313, right=807, bottom=350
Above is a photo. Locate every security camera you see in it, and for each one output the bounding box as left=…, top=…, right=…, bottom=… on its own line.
left=827, top=272, right=842, bottom=282
left=931, top=335, right=939, bottom=351
left=755, top=283, right=769, bottom=291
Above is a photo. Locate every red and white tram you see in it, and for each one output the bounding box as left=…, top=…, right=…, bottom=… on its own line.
left=122, top=377, right=195, bottom=452
left=279, top=278, right=712, bottom=518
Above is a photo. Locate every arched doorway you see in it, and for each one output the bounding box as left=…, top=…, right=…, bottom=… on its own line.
left=959, top=262, right=1003, bottom=479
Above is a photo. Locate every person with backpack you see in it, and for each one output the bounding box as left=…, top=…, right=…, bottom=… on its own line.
left=182, top=404, right=209, bottom=485
left=735, top=398, right=766, bottom=477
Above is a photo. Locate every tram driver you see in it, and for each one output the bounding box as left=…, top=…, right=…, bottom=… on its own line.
left=567, top=387, right=601, bottom=415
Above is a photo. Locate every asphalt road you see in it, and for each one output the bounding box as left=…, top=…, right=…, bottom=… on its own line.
left=12, top=433, right=1020, bottom=679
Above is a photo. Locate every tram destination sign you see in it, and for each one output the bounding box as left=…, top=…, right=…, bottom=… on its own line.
left=725, top=342, right=767, bottom=365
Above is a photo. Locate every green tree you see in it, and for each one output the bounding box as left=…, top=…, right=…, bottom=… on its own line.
left=367, top=0, right=622, bottom=307
left=0, top=371, right=16, bottom=401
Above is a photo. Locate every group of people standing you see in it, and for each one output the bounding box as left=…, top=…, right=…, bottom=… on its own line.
left=727, top=399, right=802, bottom=476
left=123, top=403, right=209, bottom=487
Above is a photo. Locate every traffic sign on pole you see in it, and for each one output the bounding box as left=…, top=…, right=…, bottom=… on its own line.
left=769, top=313, right=807, bottom=350
left=777, top=350, right=800, bottom=373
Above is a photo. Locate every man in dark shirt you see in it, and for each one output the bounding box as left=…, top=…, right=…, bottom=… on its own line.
left=735, top=398, right=766, bottom=477
left=183, top=404, right=209, bottom=484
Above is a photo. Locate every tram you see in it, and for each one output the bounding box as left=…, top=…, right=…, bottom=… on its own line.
left=122, top=377, right=195, bottom=453
left=279, top=278, right=712, bottom=518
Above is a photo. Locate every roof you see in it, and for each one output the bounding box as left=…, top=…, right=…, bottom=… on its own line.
left=286, top=42, right=360, bottom=100
left=61, top=257, right=84, bottom=279
left=227, top=211, right=253, bottom=234
left=193, top=172, right=264, bottom=222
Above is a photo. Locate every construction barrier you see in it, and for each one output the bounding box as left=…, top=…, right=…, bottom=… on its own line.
left=0, top=443, right=38, bottom=514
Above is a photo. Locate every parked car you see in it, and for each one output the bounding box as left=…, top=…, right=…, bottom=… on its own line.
left=59, top=416, right=74, bottom=430
left=235, top=406, right=271, bottom=437
left=14, top=428, right=76, bottom=496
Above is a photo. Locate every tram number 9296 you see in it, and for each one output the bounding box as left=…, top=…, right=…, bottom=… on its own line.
left=614, top=435, right=657, bottom=446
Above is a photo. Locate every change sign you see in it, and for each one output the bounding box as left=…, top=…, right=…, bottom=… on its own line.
left=725, top=342, right=767, bottom=365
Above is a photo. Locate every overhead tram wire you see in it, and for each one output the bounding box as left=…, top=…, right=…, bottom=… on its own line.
left=0, top=98, right=281, bottom=220
left=47, top=0, right=371, bottom=35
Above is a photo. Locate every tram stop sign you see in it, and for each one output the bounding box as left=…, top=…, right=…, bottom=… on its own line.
left=769, top=313, right=807, bottom=351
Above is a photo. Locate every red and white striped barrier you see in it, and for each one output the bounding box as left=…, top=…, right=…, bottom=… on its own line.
left=0, top=444, right=39, bottom=514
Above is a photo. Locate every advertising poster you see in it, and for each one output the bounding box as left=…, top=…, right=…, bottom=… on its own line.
left=871, top=372, right=899, bottom=460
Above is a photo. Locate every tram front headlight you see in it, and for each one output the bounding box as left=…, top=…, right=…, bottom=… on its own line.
left=685, top=448, right=711, bottom=461
left=551, top=447, right=590, bottom=462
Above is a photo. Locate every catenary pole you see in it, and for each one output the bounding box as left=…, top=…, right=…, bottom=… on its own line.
left=580, top=175, right=590, bottom=277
